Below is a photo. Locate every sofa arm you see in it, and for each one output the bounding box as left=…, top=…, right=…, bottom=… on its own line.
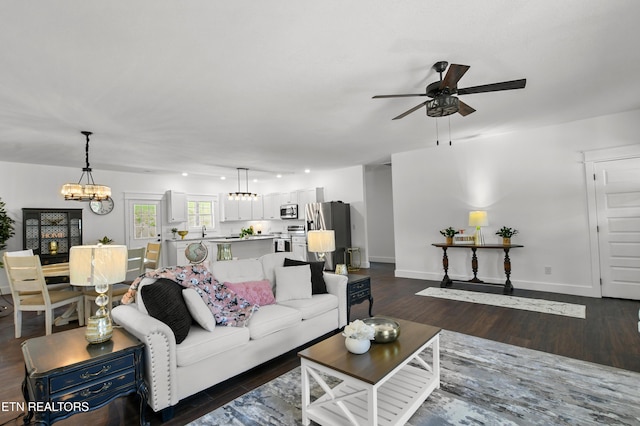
left=112, top=304, right=178, bottom=412
left=323, top=272, right=348, bottom=328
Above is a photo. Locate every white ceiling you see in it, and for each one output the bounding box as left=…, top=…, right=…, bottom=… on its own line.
left=1, top=1, right=639, bottom=181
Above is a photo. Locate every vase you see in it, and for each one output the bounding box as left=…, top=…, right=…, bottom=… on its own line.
left=445, top=237, right=453, bottom=245
left=345, top=337, right=371, bottom=354
left=503, top=237, right=511, bottom=245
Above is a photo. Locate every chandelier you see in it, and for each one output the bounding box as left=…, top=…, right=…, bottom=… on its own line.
left=228, top=168, right=258, bottom=201
left=60, top=131, right=111, bottom=201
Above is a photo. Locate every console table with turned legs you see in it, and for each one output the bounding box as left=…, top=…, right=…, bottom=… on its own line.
left=431, top=243, right=524, bottom=294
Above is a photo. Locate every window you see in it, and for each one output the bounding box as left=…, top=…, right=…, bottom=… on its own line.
left=188, top=200, right=214, bottom=229
left=133, top=203, right=158, bottom=239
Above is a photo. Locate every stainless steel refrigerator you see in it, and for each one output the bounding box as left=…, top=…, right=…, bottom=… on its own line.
left=305, top=201, right=352, bottom=270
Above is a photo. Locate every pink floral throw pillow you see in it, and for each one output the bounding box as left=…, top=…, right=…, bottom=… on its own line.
left=225, top=280, right=276, bottom=306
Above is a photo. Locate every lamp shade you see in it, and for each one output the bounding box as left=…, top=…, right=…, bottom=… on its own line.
left=307, top=230, right=336, bottom=253
left=468, top=211, right=489, bottom=227
left=70, top=245, right=127, bottom=287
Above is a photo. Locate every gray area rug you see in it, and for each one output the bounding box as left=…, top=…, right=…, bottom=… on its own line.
left=189, top=330, right=640, bottom=425
left=416, top=287, right=587, bottom=319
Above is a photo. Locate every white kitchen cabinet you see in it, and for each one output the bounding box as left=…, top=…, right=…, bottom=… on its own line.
left=262, top=193, right=280, bottom=220
left=166, top=190, right=187, bottom=223
left=221, top=194, right=263, bottom=221
left=221, top=197, right=240, bottom=221
left=238, top=199, right=252, bottom=220
left=252, top=195, right=264, bottom=219
left=279, top=191, right=298, bottom=205
left=297, top=187, right=324, bottom=208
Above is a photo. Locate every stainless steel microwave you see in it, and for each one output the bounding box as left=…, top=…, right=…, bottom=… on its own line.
left=280, top=204, right=298, bottom=219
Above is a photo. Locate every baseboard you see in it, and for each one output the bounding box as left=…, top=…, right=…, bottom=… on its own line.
left=394, top=269, right=601, bottom=298
left=368, top=256, right=395, bottom=263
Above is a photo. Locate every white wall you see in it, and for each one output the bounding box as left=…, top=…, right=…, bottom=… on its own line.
left=261, top=165, right=369, bottom=268
left=392, top=108, right=640, bottom=297
left=365, top=164, right=395, bottom=263
left=0, top=162, right=368, bottom=293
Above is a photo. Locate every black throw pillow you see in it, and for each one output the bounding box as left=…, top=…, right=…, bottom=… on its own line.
left=141, top=278, right=192, bottom=344
left=283, top=258, right=328, bottom=294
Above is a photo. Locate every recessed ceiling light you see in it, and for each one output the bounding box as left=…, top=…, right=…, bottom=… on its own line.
left=253, top=178, right=258, bottom=183
left=220, top=176, right=226, bottom=180
left=304, top=169, right=311, bottom=174
left=276, top=174, right=282, bottom=178
left=181, top=172, right=188, bottom=177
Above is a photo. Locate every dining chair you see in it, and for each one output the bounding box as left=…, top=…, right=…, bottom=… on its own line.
left=144, top=242, right=162, bottom=271
left=3, top=253, right=84, bottom=338
left=83, top=247, right=146, bottom=322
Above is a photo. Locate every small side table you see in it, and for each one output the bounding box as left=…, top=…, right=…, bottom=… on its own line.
left=346, top=274, right=373, bottom=322
left=22, top=327, right=148, bottom=425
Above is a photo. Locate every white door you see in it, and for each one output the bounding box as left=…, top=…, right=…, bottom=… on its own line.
left=125, top=198, right=163, bottom=257
left=595, top=157, right=640, bottom=299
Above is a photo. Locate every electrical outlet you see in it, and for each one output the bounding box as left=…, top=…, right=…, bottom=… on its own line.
left=544, top=266, right=552, bottom=275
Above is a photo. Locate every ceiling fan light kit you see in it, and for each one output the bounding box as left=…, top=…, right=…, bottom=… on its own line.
left=60, top=131, right=112, bottom=201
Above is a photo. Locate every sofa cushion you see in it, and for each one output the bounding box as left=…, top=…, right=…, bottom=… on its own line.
left=279, top=293, right=339, bottom=320
left=183, top=288, right=216, bottom=331
left=211, top=258, right=265, bottom=284
left=140, top=278, right=192, bottom=344
left=224, top=280, right=276, bottom=306
left=284, top=258, right=328, bottom=294
left=259, top=252, right=303, bottom=290
left=275, top=265, right=312, bottom=302
left=247, top=304, right=302, bottom=340
left=176, top=326, right=250, bottom=367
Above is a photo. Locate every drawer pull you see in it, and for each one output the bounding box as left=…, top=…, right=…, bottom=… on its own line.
left=80, top=381, right=112, bottom=397
left=80, top=365, right=111, bottom=379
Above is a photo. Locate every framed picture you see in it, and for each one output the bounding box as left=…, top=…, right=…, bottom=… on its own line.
left=453, top=234, right=475, bottom=245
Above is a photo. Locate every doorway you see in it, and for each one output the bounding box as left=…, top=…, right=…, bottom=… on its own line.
left=585, top=146, right=640, bottom=300
left=124, top=193, right=164, bottom=264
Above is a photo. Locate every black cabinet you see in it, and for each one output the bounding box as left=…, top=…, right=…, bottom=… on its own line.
left=22, top=208, right=83, bottom=267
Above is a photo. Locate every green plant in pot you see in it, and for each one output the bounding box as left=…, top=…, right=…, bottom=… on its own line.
left=496, top=227, right=518, bottom=245
left=0, top=197, right=16, bottom=268
left=97, top=236, right=114, bottom=245
left=171, top=227, right=178, bottom=239
left=439, top=227, right=459, bottom=244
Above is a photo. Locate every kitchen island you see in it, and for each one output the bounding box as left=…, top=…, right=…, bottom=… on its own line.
left=166, top=235, right=275, bottom=267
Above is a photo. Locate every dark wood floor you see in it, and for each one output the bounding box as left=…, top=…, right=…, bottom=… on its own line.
left=1, top=262, right=639, bottom=425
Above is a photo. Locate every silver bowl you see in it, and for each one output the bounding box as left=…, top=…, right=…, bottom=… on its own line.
left=363, top=317, right=401, bottom=343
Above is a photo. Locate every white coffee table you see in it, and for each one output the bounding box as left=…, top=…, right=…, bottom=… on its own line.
left=298, top=319, right=441, bottom=426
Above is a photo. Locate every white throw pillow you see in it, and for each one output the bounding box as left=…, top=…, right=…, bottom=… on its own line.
left=275, top=265, right=312, bottom=302
left=182, top=288, right=215, bottom=331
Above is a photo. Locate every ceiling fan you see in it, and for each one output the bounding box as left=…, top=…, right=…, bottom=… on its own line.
left=373, top=61, right=526, bottom=120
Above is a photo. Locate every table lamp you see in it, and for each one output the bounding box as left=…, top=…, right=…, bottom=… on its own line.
left=70, top=244, right=127, bottom=343
left=307, top=230, right=335, bottom=268
left=468, top=211, right=488, bottom=245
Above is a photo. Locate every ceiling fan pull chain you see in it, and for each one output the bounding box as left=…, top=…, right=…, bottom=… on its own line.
left=448, top=117, right=452, bottom=146
left=435, top=119, right=439, bottom=146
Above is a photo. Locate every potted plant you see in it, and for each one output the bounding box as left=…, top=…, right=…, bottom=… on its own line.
left=342, top=319, right=375, bottom=354
left=495, top=227, right=518, bottom=245
left=171, top=227, right=178, bottom=239
left=439, top=227, right=459, bottom=245
left=0, top=197, right=16, bottom=268
left=97, top=236, right=114, bottom=245
left=239, top=226, right=254, bottom=239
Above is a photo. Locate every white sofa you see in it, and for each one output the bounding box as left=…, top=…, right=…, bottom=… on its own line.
left=112, top=252, right=348, bottom=420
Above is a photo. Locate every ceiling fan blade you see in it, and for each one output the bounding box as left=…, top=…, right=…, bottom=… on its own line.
left=392, top=101, right=428, bottom=120
left=440, top=64, right=470, bottom=90
left=458, top=100, right=476, bottom=116
left=373, top=94, right=427, bottom=99
left=457, top=79, right=527, bottom=95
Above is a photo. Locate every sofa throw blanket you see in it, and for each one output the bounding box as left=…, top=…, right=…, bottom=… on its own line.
left=121, top=265, right=257, bottom=327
